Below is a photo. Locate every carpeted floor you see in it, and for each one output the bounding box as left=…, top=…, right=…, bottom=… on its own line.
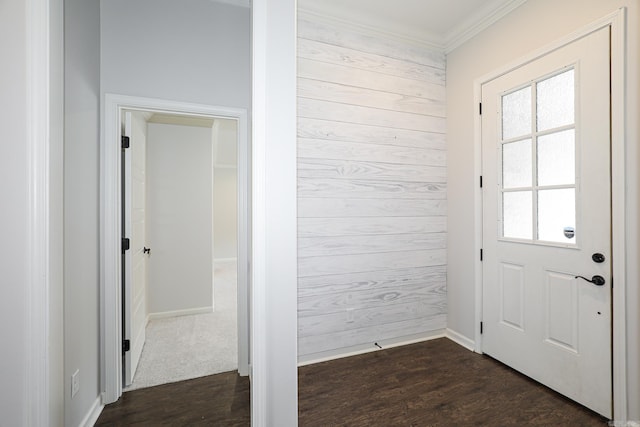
left=125, top=260, right=238, bottom=391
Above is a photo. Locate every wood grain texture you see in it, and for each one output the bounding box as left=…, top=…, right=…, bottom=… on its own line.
left=298, top=339, right=608, bottom=426
left=298, top=58, right=445, bottom=101
left=298, top=98, right=446, bottom=133
left=298, top=198, right=447, bottom=218
left=298, top=38, right=446, bottom=84
left=298, top=117, right=446, bottom=150
left=297, top=217, right=447, bottom=238
left=297, top=16, right=446, bottom=69
left=298, top=249, right=446, bottom=278
left=297, top=17, right=447, bottom=357
left=298, top=138, right=446, bottom=166
left=298, top=232, right=446, bottom=257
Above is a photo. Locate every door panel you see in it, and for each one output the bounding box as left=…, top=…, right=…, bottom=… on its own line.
left=482, top=28, right=611, bottom=417
left=123, top=111, right=148, bottom=386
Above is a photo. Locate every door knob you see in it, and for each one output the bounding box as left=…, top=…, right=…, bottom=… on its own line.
left=575, top=275, right=605, bottom=286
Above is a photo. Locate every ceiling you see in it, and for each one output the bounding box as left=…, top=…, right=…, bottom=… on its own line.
left=297, top=0, right=527, bottom=52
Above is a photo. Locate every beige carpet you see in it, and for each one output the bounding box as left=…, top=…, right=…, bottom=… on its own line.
left=125, top=260, right=238, bottom=391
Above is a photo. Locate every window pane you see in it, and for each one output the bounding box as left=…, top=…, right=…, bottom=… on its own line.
left=538, top=189, right=575, bottom=243
left=502, top=86, right=532, bottom=140
left=537, top=129, right=575, bottom=186
left=503, top=191, right=533, bottom=239
left=537, top=69, right=574, bottom=131
left=503, top=139, right=532, bottom=188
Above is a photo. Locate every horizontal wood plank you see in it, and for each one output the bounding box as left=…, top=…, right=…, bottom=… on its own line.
left=298, top=78, right=445, bottom=117
left=298, top=177, right=446, bottom=200
left=297, top=17, right=446, bottom=70
left=299, top=299, right=446, bottom=337
left=297, top=217, right=447, bottom=238
left=298, top=249, right=446, bottom=277
left=298, top=198, right=447, bottom=218
left=298, top=98, right=446, bottom=133
left=298, top=159, right=446, bottom=183
left=298, top=138, right=446, bottom=167
left=297, top=117, right=446, bottom=150
left=298, top=38, right=445, bottom=85
left=299, top=58, right=445, bottom=101
left=298, top=315, right=447, bottom=356
left=298, top=232, right=446, bottom=257
left=298, top=266, right=447, bottom=297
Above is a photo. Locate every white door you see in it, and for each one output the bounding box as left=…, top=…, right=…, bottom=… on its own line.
left=481, top=28, right=611, bottom=417
left=123, top=111, right=148, bottom=386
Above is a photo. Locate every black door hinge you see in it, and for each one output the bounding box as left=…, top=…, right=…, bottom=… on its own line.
left=121, top=135, right=130, bottom=149
left=480, top=175, right=483, bottom=188
left=122, top=339, right=130, bottom=354
left=479, top=103, right=482, bottom=115
left=122, top=237, right=130, bottom=253
left=480, top=249, right=483, bottom=261
left=480, top=322, right=484, bottom=334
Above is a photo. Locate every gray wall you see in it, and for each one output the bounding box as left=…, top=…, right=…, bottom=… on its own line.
left=446, top=0, right=640, bottom=419
left=296, top=16, right=447, bottom=359
left=64, top=0, right=101, bottom=425
left=100, top=0, right=250, bottom=109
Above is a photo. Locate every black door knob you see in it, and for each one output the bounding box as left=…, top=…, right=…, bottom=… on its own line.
left=592, top=253, right=605, bottom=263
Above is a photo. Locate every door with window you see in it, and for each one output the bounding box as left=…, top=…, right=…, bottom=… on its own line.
left=481, top=28, right=611, bottom=417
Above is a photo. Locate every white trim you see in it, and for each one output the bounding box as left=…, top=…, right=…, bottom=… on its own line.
left=26, top=0, right=52, bottom=424
left=77, top=396, right=103, bottom=427
left=298, top=330, right=447, bottom=367
left=214, top=257, right=238, bottom=263
left=446, top=329, right=476, bottom=352
left=147, top=307, right=213, bottom=321
left=101, top=94, right=250, bottom=404
left=444, top=0, right=528, bottom=53
left=473, top=8, right=627, bottom=421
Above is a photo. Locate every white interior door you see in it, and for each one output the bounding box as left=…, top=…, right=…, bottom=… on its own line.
left=123, top=111, right=148, bottom=386
left=481, top=28, right=611, bottom=417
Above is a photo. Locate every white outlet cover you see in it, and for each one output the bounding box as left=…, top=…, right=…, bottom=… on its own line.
left=71, top=369, right=80, bottom=398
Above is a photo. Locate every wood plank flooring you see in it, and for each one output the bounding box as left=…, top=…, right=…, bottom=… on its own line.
left=96, top=338, right=607, bottom=426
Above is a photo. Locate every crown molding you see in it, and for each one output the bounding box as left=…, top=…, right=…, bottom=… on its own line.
left=297, top=8, right=444, bottom=52
left=444, top=0, right=528, bottom=53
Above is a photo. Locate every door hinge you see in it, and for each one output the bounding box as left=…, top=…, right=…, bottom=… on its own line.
left=122, top=339, right=130, bottom=354
left=480, top=322, right=483, bottom=334
left=122, top=237, right=130, bottom=253
left=480, top=175, right=483, bottom=188
left=479, top=102, right=482, bottom=115
left=480, top=248, right=483, bottom=261
left=121, top=135, right=130, bottom=149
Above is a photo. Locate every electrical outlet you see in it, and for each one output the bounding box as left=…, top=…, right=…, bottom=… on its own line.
left=71, top=370, right=80, bottom=398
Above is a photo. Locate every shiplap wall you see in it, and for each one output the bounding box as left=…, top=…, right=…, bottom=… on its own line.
left=297, top=15, right=447, bottom=358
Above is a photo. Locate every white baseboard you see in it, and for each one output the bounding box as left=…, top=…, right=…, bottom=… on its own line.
left=78, top=396, right=103, bottom=427
left=445, top=328, right=476, bottom=351
left=214, top=257, right=237, bottom=263
left=147, top=306, right=213, bottom=321
left=298, top=329, right=447, bottom=367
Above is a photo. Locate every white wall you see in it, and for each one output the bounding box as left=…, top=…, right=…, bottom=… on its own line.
left=147, top=123, right=214, bottom=315
left=0, top=1, right=31, bottom=424
left=64, top=0, right=102, bottom=425
left=445, top=0, right=639, bottom=419
left=100, top=0, right=250, bottom=109
left=296, top=15, right=447, bottom=359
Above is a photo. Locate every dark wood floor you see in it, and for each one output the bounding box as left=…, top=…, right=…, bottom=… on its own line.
left=96, top=338, right=607, bottom=426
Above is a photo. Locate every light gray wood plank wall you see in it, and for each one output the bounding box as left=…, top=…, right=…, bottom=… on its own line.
left=297, top=16, right=447, bottom=358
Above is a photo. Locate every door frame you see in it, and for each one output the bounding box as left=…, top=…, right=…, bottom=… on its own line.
left=473, top=9, right=627, bottom=420
left=101, top=93, right=250, bottom=403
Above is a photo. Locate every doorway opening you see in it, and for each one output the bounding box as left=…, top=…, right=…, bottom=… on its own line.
left=101, top=94, right=250, bottom=403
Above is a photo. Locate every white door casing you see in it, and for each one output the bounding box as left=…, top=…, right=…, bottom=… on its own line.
left=481, top=27, right=611, bottom=417
left=102, top=94, right=250, bottom=404
left=123, top=111, right=148, bottom=386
